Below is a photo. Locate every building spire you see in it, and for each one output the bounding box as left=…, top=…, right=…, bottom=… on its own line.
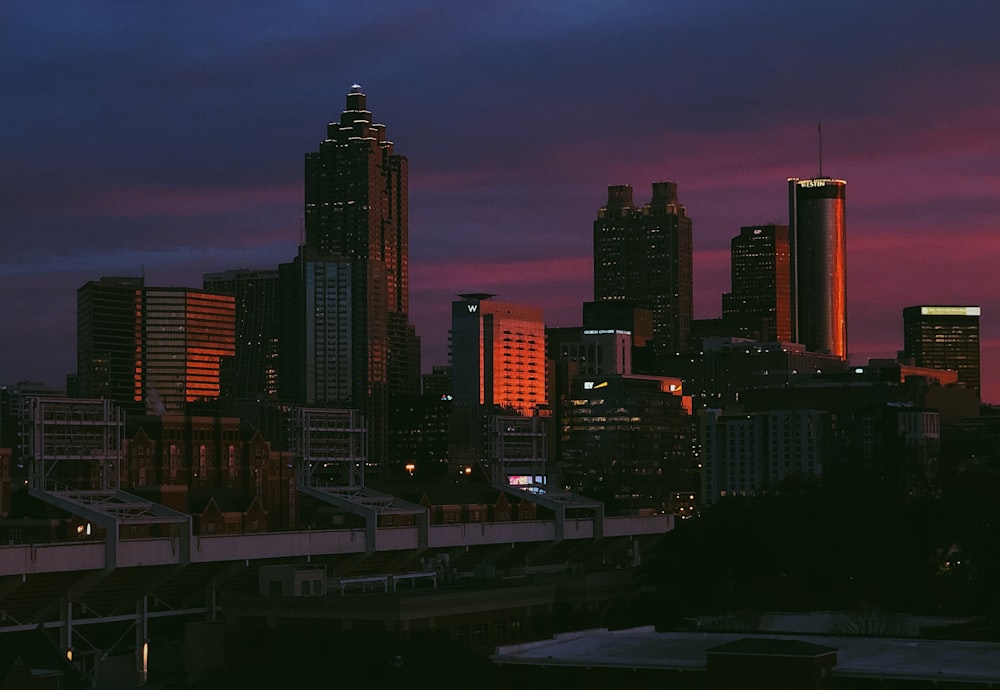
left=818, top=121, right=823, bottom=178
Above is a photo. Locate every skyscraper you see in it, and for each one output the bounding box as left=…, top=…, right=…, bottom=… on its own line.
left=451, top=294, right=546, bottom=415
left=450, top=293, right=547, bottom=479
left=788, top=177, right=847, bottom=358
left=303, top=84, right=420, bottom=471
left=77, top=279, right=235, bottom=412
left=203, top=268, right=281, bottom=400
left=77, top=276, right=144, bottom=403
left=593, top=182, right=693, bottom=356
left=721, top=224, right=792, bottom=342
left=902, top=305, right=981, bottom=398
left=278, top=247, right=354, bottom=406
left=141, top=288, right=235, bottom=411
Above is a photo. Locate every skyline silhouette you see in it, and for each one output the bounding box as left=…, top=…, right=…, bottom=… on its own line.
left=2, top=2, right=998, bottom=401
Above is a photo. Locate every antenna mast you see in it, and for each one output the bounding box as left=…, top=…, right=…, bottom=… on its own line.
left=818, top=121, right=823, bottom=177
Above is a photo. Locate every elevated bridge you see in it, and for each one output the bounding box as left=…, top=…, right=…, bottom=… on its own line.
left=0, top=486, right=671, bottom=687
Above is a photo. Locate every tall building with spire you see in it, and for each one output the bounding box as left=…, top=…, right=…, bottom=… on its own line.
left=593, top=182, right=693, bottom=357
left=788, top=177, right=847, bottom=359
left=302, top=85, right=420, bottom=473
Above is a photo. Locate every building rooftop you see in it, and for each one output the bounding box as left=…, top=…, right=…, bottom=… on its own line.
left=492, top=627, right=1000, bottom=683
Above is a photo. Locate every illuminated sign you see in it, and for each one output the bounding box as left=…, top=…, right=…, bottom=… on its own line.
left=795, top=178, right=845, bottom=188
left=467, top=304, right=478, bottom=313
left=583, top=381, right=608, bottom=390
left=508, top=475, right=546, bottom=487
left=920, top=306, right=980, bottom=317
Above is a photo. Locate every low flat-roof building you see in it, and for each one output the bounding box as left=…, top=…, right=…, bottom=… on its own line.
left=492, top=627, right=1000, bottom=689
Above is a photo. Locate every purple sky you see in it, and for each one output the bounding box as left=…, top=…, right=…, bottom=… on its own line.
left=2, top=2, right=999, bottom=402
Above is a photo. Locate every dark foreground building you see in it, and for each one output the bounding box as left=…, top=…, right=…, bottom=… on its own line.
left=492, top=627, right=1000, bottom=689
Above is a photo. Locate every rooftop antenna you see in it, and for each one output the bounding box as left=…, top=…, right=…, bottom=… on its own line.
left=818, top=121, right=823, bottom=178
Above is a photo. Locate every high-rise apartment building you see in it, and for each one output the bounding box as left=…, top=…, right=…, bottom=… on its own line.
left=303, top=84, right=420, bottom=472
left=788, top=177, right=847, bottom=358
left=593, top=182, right=693, bottom=356
left=450, top=293, right=547, bottom=480
left=278, top=247, right=354, bottom=406
left=901, top=305, right=981, bottom=398
left=77, top=277, right=144, bottom=402
left=721, top=224, right=792, bottom=342
left=203, top=268, right=281, bottom=400
left=451, top=294, right=546, bottom=415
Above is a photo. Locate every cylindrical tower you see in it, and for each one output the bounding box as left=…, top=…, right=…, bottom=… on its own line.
left=788, top=177, right=847, bottom=359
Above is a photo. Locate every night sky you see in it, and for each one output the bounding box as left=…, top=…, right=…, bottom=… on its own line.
left=3, top=2, right=999, bottom=402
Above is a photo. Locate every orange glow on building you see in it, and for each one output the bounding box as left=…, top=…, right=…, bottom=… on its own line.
left=452, top=294, right=546, bottom=416
left=789, top=177, right=847, bottom=359
left=142, top=288, right=235, bottom=411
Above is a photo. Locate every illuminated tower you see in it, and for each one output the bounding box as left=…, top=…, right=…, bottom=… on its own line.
left=788, top=177, right=847, bottom=358
left=303, top=84, right=420, bottom=472
left=451, top=294, right=547, bottom=415
left=902, top=305, right=981, bottom=397
left=722, top=224, right=793, bottom=342
left=594, top=181, right=693, bottom=356
left=450, top=294, right=547, bottom=479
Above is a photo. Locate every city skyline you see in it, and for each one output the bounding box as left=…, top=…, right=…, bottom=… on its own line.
left=2, top=2, right=998, bottom=402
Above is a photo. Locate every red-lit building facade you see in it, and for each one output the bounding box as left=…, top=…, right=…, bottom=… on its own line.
left=77, top=279, right=236, bottom=413
left=788, top=177, right=847, bottom=359
left=451, top=294, right=546, bottom=416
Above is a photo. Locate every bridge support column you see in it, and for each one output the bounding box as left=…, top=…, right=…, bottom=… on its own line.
left=135, top=595, right=148, bottom=686
left=207, top=580, right=218, bottom=623
left=59, top=592, right=73, bottom=662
